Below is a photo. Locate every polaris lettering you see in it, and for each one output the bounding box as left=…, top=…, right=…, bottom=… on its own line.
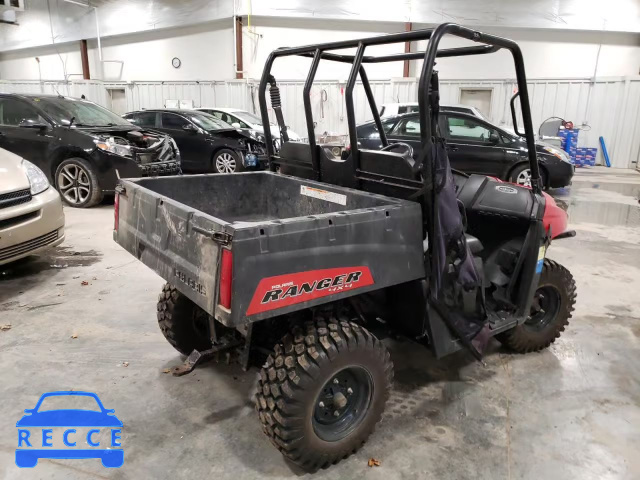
left=247, top=267, right=374, bottom=315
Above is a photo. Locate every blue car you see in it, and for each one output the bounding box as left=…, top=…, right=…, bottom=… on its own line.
left=16, top=391, right=123, bottom=468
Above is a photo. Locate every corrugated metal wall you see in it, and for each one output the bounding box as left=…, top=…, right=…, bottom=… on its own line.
left=1, top=77, right=638, bottom=168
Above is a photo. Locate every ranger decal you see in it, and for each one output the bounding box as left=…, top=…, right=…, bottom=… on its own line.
left=246, top=267, right=374, bottom=315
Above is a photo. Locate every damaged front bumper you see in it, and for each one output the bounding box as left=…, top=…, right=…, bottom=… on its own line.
left=91, top=136, right=182, bottom=193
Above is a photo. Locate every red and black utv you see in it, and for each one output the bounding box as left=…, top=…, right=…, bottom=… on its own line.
left=113, top=23, right=576, bottom=471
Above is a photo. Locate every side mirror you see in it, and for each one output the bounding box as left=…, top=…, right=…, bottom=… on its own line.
left=182, top=123, right=197, bottom=133
left=23, top=409, right=34, bottom=414
left=19, top=120, right=48, bottom=130
left=489, top=132, right=500, bottom=144
left=231, top=122, right=241, bottom=129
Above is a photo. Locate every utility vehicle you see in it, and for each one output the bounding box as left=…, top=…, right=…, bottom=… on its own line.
left=113, top=23, right=576, bottom=471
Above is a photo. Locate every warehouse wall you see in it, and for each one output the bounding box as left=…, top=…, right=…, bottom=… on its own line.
left=0, top=16, right=638, bottom=169
left=412, top=27, right=640, bottom=79
left=244, top=18, right=406, bottom=80
left=0, top=20, right=235, bottom=81
left=1, top=18, right=638, bottom=82
left=246, top=19, right=640, bottom=80
left=2, top=77, right=639, bottom=169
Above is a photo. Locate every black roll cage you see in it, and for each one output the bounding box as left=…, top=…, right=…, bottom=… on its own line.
left=257, top=23, right=547, bottom=356
left=258, top=22, right=541, bottom=196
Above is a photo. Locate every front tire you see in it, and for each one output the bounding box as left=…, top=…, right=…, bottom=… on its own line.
left=498, top=259, right=576, bottom=353
left=55, top=158, right=103, bottom=208
left=156, top=284, right=211, bottom=355
left=213, top=149, right=244, bottom=173
left=255, top=314, right=393, bottom=471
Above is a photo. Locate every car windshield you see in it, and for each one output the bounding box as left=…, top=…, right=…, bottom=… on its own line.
left=35, top=97, right=131, bottom=127
left=37, top=394, right=102, bottom=412
left=232, top=111, right=263, bottom=126
left=188, top=113, right=232, bottom=131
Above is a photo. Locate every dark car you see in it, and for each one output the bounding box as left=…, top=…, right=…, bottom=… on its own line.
left=357, top=110, right=574, bottom=188
left=123, top=109, right=268, bottom=174
left=0, top=94, right=181, bottom=208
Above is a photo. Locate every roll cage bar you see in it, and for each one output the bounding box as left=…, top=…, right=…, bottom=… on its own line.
left=258, top=22, right=541, bottom=195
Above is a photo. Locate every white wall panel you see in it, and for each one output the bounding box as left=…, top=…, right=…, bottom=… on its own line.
left=1, top=76, right=638, bottom=168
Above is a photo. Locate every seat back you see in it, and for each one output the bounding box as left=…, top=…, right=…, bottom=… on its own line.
left=357, top=149, right=420, bottom=199
left=277, top=142, right=316, bottom=179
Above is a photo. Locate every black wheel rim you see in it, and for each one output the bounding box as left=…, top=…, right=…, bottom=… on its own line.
left=525, top=285, right=561, bottom=332
left=312, top=366, right=373, bottom=442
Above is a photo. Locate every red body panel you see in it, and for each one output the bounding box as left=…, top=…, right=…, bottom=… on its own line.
left=541, top=192, right=568, bottom=239
left=246, top=267, right=374, bottom=315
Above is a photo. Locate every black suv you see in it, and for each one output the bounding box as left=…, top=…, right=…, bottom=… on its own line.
left=123, top=109, right=268, bottom=173
left=357, top=110, right=574, bottom=188
left=0, top=94, right=181, bottom=208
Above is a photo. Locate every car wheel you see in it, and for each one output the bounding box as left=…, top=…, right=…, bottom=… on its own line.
left=55, top=158, right=103, bottom=208
left=213, top=149, right=244, bottom=173
left=509, top=164, right=547, bottom=189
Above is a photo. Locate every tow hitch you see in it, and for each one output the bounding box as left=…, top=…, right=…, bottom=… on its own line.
left=171, top=337, right=244, bottom=376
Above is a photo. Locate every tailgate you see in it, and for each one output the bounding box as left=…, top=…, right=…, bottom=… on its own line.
left=114, top=180, right=227, bottom=316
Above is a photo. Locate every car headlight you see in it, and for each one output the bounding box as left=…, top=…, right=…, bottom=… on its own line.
left=543, top=145, right=571, bottom=163
left=21, top=159, right=50, bottom=195
left=94, top=137, right=132, bottom=158
left=248, top=130, right=266, bottom=143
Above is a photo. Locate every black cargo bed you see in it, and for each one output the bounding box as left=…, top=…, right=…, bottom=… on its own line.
left=132, top=172, right=396, bottom=223
left=115, top=172, right=425, bottom=326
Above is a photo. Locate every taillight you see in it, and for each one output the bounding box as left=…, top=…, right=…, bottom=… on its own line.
left=114, top=193, right=120, bottom=231
left=218, top=249, right=233, bottom=309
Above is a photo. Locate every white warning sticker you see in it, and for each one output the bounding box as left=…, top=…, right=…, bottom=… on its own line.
left=300, top=185, right=347, bottom=205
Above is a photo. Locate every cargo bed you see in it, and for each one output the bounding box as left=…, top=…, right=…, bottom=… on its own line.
left=114, top=172, right=425, bottom=327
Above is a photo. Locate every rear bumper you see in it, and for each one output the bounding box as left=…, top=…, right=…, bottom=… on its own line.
left=0, top=186, right=65, bottom=265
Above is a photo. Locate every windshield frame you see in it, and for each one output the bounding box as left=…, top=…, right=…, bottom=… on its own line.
left=34, top=97, right=132, bottom=128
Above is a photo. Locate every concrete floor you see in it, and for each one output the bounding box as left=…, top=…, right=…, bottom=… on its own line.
left=1, top=167, right=639, bottom=479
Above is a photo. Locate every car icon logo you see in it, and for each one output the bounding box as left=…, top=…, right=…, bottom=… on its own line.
left=16, top=391, right=123, bottom=468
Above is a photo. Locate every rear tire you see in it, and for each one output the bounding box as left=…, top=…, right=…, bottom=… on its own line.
left=156, top=284, right=211, bottom=355
left=497, top=259, right=576, bottom=353
left=55, top=157, right=103, bottom=208
left=255, top=313, right=393, bottom=471
left=213, top=149, right=244, bottom=173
